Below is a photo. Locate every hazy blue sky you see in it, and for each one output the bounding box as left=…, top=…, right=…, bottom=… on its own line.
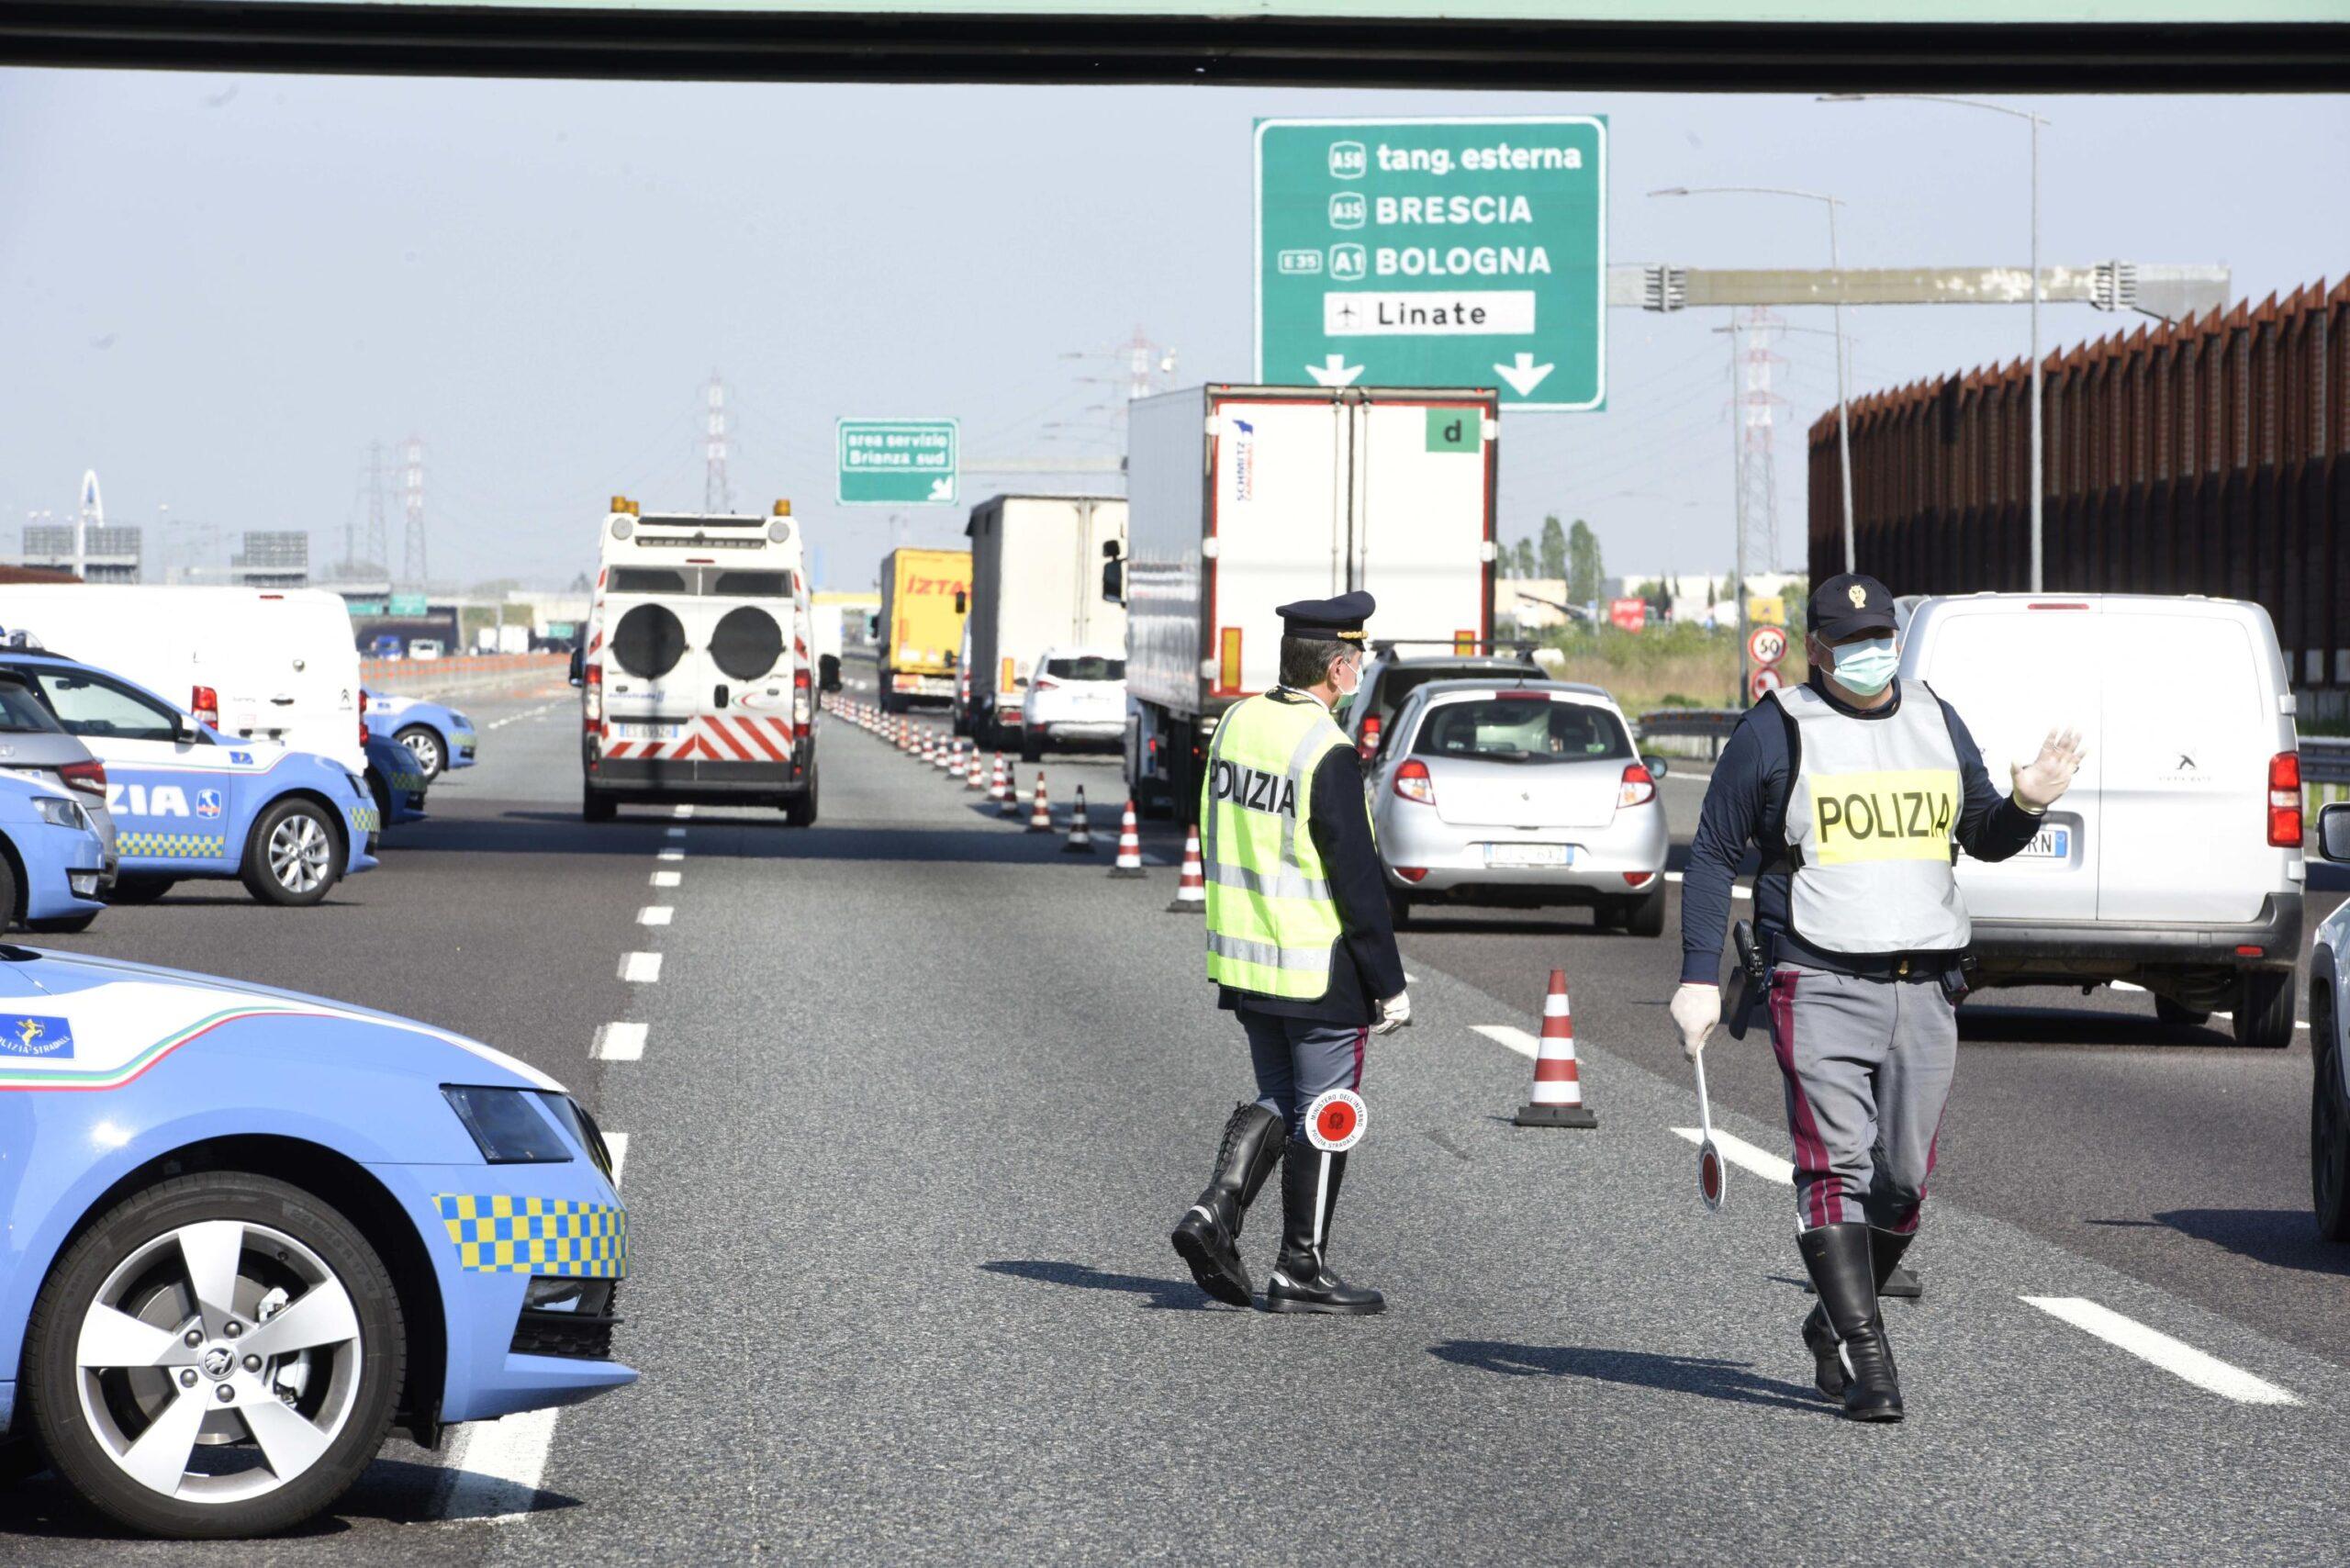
left=2, top=72, right=2343, bottom=592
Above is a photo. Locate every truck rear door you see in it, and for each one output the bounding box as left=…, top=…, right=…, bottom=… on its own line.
left=1207, top=392, right=1346, bottom=699
left=1352, top=397, right=1494, bottom=648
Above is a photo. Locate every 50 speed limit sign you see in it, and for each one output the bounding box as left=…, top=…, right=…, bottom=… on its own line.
left=1747, top=624, right=1788, bottom=666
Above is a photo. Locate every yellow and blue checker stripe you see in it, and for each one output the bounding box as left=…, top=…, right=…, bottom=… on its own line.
left=434, top=1193, right=627, bottom=1278
left=117, top=831, right=228, bottom=858
left=351, top=803, right=383, bottom=834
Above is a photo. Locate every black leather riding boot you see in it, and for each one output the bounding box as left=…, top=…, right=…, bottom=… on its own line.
left=1262, top=1144, right=1383, bottom=1316
left=1797, top=1224, right=1903, bottom=1422
left=1873, top=1226, right=1921, bottom=1299
left=1170, top=1103, right=1284, bottom=1307
left=1804, top=1225, right=1921, bottom=1397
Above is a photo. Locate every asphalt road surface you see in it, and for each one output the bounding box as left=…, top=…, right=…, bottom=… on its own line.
left=7, top=665, right=2348, bottom=1565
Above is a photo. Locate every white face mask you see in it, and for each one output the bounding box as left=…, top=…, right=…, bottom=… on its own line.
left=1334, top=653, right=1363, bottom=699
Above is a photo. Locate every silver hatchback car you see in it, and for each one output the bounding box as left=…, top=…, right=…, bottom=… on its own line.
left=1366, top=679, right=1670, bottom=934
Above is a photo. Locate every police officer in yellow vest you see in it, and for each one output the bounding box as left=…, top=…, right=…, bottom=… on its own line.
left=1672, top=573, right=2084, bottom=1421
left=1170, top=591, right=1409, bottom=1315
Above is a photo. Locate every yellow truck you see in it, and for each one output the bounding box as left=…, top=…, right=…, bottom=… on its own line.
left=878, top=546, right=970, bottom=712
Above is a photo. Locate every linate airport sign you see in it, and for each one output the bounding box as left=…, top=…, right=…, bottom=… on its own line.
left=836, top=419, right=960, bottom=507
left=1256, top=116, right=1606, bottom=411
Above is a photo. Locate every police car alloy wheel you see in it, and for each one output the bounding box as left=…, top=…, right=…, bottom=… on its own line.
left=2313, top=987, right=2350, bottom=1242
left=241, top=800, right=341, bottom=907
left=394, top=725, right=444, bottom=779
left=27, top=1171, right=404, bottom=1540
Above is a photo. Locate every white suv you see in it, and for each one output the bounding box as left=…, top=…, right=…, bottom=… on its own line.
left=1903, top=593, right=2304, bottom=1047
left=1018, top=645, right=1125, bottom=761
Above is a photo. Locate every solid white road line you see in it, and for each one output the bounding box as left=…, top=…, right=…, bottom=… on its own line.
left=656, top=847, right=685, bottom=862
left=674, top=803, right=696, bottom=818
left=2020, top=1296, right=2300, bottom=1406
left=593, top=1022, right=648, bottom=1061
left=604, top=1131, right=629, bottom=1187
left=436, top=1409, right=562, bottom=1524
left=619, top=951, right=663, bottom=983
left=651, top=870, right=681, bottom=889
left=1471, top=1025, right=1539, bottom=1058
left=1670, top=1126, right=1796, bottom=1185
left=637, top=906, right=673, bottom=926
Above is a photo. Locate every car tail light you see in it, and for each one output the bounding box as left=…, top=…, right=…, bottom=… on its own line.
left=191, top=685, right=219, bottom=729
left=60, top=757, right=106, bottom=795
left=1393, top=758, right=1437, bottom=806
left=2235, top=944, right=2265, bottom=958
left=1393, top=866, right=1428, bottom=883
left=583, top=662, right=603, bottom=727
left=354, top=687, right=368, bottom=747
left=1617, top=763, right=1657, bottom=809
left=1622, top=870, right=1657, bottom=888
left=793, top=665, right=812, bottom=738
left=2268, top=751, right=2301, bottom=847
left=1033, top=676, right=1062, bottom=691
left=1358, top=712, right=1383, bottom=759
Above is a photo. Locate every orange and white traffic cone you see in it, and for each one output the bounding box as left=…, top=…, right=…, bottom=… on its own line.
left=1165, top=823, right=1206, bottom=911
left=966, top=747, right=990, bottom=791
left=947, top=744, right=968, bottom=782
left=998, top=757, right=1024, bottom=817
left=1515, top=969, right=1597, bottom=1128
left=988, top=754, right=1011, bottom=802
left=1109, top=799, right=1146, bottom=879
left=934, top=736, right=955, bottom=772
left=1027, top=773, right=1053, bottom=832
left=1062, top=786, right=1095, bottom=852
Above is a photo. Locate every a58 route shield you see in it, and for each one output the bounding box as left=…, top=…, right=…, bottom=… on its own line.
left=1255, top=116, right=1606, bottom=412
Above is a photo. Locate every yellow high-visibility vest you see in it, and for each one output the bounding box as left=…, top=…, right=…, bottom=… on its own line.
left=1202, top=691, right=1353, bottom=1000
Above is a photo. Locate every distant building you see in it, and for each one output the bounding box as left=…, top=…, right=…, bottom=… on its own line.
left=20, top=523, right=142, bottom=585
left=231, top=531, right=310, bottom=590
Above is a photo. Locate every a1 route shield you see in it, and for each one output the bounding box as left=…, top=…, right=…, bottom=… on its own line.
left=1256, top=116, right=1606, bottom=411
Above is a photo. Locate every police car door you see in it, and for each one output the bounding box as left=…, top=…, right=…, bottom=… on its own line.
left=31, top=669, right=235, bottom=869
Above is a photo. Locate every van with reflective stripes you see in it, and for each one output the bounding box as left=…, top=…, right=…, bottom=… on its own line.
left=578, top=496, right=817, bottom=825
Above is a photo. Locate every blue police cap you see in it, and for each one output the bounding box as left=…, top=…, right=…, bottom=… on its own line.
left=1276, top=590, right=1376, bottom=644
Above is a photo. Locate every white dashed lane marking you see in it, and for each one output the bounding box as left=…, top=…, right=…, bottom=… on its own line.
left=637, top=906, right=673, bottom=926
left=619, top=951, right=663, bottom=983
left=1470, top=1025, right=1538, bottom=1058
left=657, top=848, right=685, bottom=862
left=651, top=870, right=681, bottom=888
left=664, top=826, right=687, bottom=839
left=594, top=1022, right=648, bottom=1061
left=1670, top=1126, right=1795, bottom=1185
left=604, top=1131, right=629, bottom=1186
left=2021, top=1296, right=2300, bottom=1406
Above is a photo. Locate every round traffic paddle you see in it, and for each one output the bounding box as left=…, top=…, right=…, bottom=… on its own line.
left=1693, top=1052, right=1726, bottom=1213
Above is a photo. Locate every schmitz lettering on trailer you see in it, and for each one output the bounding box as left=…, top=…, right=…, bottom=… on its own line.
left=1211, top=760, right=1297, bottom=818
left=1808, top=768, right=1958, bottom=866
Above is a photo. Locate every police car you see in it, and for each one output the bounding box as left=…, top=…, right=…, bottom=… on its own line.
left=362, top=690, right=476, bottom=779
left=2311, top=803, right=2350, bottom=1241
left=0, top=947, right=633, bottom=1538
left=0, top=770, right=108, bottom=931
left=0, top=651, right=378, bottom=907
left=362, top=731, right=428, bottom=827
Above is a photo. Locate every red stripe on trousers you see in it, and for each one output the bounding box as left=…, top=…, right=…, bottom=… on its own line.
left=1768, top=969, right=1842, bottom=1227
left=1352, top=1027, right=1367, bottom=1090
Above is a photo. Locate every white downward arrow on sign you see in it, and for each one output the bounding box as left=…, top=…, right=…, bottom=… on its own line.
left=1305, top=353, right=1364, bottom=387
left=927, top=476, right=954, bottom=500
left=1494, top=353, right=1555, bottom=398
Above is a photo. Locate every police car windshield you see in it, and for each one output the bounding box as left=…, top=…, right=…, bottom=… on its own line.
left=21, top=671, right=178, bottom=744
left=0, top=678, right=62, bottom=734
left=608, top=566, right=794, bottom=598
left=1414, top=699, right=1629, bottom=764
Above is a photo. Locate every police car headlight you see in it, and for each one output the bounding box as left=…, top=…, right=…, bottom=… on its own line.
left=442, top=1085, right=574, bottom=1165
left=34, top=797, right=83, bottom=829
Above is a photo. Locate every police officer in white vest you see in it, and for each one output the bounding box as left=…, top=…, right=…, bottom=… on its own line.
left=1170, top=591, right=1410, bottom=1316
left=1671, top=573, right=2083, bottom=1421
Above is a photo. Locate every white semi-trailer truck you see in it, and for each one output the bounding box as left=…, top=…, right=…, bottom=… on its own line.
left=1120, top=383, right=1499, bottom=818
left=957, top=494, right=1129, bottom=749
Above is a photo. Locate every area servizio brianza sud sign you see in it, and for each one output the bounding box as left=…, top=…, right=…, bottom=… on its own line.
left=1256, top=116, right=1606, bottom=411
left=835, top=418, right=959, bottom=507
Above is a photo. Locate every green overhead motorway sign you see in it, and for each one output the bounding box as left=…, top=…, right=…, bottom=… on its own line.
left=836, top=419, right=960, bottom=506
left=1256, top=116, right=1606, bottom=411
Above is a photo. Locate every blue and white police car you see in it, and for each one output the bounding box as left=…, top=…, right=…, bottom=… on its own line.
left=363, top=691, right=476, bottom=780
left=0, top=947, right=632, bottom=1539
left=362, top=732, right=428, bottom=828
left=0, top=651, right=378, bottom=907
left=0, top=770, right=109, bottom=932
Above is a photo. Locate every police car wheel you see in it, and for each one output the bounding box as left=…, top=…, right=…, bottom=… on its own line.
left=24, top=1170, right=404, bottom=1540
left=241, top=801, right=341, bottom=907
left=394, top=726, right=444, bottom=779
left=2313, top=988, right=2350, bottom=1242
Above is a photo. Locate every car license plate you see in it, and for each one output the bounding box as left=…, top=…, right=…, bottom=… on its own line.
left=616, top=722, right=684, bottom=741
left=1485, top=843, right=1572, bottom=868
left=2013, top=824, right=2072, bottom=860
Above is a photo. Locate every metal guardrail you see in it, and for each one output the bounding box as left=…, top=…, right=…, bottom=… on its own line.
left=2307, top=736, right=2350, bottom=786
left=1635, top=708, right=1744, bottom=762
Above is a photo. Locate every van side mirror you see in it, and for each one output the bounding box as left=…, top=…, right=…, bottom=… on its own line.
left=2321, top=802, right=2350, bottom=863
left=568, top=644, right=584, bottom=687
left=1102, top=540, right=1122, bottom=559
left=819, top=653, right=842, bottom=693
left=1102, top=560, right=1125, bottom=605
left=1641, top=752, right=1671, bottom=778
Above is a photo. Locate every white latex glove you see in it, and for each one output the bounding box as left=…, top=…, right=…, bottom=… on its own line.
left=1671, top=983, right=1721, bottom=1062
left=2009, top=725, right=2087, bottom=812
left=1372, top=991, right=1413, bottom=1036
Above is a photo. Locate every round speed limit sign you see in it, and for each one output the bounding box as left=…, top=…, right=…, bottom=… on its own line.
left=1747, top=624, right=1788, bottom=666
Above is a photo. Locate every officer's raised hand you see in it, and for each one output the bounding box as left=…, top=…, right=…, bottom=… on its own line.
left=2009, top=726, right=2087, bottom=811
left=1670, top=982, right=1719, bottom=1061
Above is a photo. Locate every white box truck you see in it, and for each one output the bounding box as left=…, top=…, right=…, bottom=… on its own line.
left=1121, top=384, right=1499, bottom=818
left=957, top=494, right=1128, bottom=749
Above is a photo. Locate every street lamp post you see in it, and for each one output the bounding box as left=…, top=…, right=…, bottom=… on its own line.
left=1651, top=185, right=1857, bottom=574
left=1819, top=94, right=2050, bottom=590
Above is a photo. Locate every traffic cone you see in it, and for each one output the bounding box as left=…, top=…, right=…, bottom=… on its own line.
left=966, top=747, right=990, bottom=791
left=1515, top=969, right=1596, bottom=1128
left=947, top=744, right=968, bottom=782
left=1109, top=799, right=1146, bottom=878
left=934, top=736, right=955, bottom=772
left=1026, top=773, right=1053, bottom=832
left=1062, top=786, right=1095, bottom=852
left=999, top=758, right=1024, bottom=817
left=1165, top=824, right=1206, bottom=911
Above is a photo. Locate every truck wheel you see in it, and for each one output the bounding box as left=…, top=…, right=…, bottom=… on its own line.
left=241, top=801, right=341, bottom=907
left=108, top=877, right=176, bottom=905
left=783, top=762, right=819, bottom=827
left=2314, top=987, right=2349, bottom=1242
left=393, top=725, right=444, bottom=780
left=582, top=784, right=616, bottom=823
left=2234, top=968, right=2297, bottom=1050
left=878, top=686, right=903, bottom=716
left=26, top=1170, right=404, bottom=1540
left=2154, top=995, right=2210, bottom=1027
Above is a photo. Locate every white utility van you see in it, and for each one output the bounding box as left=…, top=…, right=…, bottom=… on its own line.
left=1903, top=593, right=2305, bottom=1047
left=0, top=586, right=365, bottom=775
